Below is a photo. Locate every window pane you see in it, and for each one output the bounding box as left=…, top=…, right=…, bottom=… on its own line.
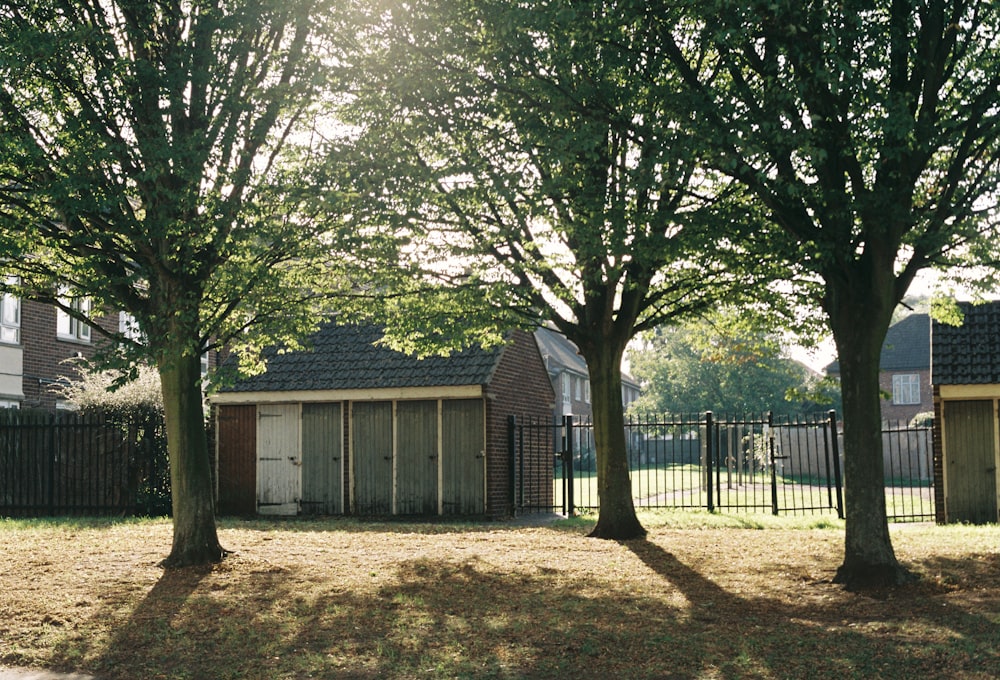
left=56, top=307, right=72, bottom=336
left=892, top=374, right=920, bottom=405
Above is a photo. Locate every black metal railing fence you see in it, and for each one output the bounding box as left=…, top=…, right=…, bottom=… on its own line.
left=510, top=410, right=935, bottom=522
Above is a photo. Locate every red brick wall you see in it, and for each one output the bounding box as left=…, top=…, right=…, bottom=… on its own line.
left=20, top=300, right=120, bottom=409
left=484, top=330, right=556, bottom=517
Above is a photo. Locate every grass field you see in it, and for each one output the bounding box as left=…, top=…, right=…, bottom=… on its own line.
left=1, top=512, right=998, bottom=679
left=555, top=466, right=933, bottom=519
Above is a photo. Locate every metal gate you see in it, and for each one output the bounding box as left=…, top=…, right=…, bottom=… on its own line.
left=510, top=411, right=862, bottom=519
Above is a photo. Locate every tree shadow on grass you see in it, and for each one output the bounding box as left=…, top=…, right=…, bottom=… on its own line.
left=620, top=538, right=1000, bottom=679
left=45, top=564, right=216, bottom=677
left=40, top=538, right=1000, bottom=680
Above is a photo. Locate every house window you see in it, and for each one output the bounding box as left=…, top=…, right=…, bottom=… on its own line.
left=1, top=277, right=19, bottom=344
left=584, top=380, right=590, bottom=404
left=892, top=374, right=920, bottom=405
left=56, top=291, right=91, bottom=342
left=119, top=311, right=143, bottom=342
left=574, top=375, right=582, bottom=401
left=561, top=372, right=572, bottom=414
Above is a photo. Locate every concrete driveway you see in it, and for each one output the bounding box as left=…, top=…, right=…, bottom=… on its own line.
left=0, top=669, right=97, bottom=680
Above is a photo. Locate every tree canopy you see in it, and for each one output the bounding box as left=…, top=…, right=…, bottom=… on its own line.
left=628, top=312, right=841, bottom=418
left=0, top=0, right=351, bottom=566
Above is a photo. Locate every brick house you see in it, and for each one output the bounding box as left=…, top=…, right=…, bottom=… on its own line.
left=825, top=312, right=932, bottom=424
left=534, top=325, right=641, bottom=419
left=211, top=322, right=555, bottom=518
left=0, top=287, right=212, bottom=410
left=0, top=294, right=122, bottom=410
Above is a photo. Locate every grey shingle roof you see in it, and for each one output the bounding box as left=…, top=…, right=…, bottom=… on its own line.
left=932, top=301, right=1000, bottom=385
left=533, top=326, right=640, bottom=389
left=879, top=313, right=931, bottom=370
left=534, top=326, right=588, bottom=376
left=222, top=322, right=504, bottom=393
left=825, top=313, right=930, bottom=374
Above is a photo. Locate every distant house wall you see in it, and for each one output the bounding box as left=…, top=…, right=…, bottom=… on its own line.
left=19, top=300, right=119, bottom=409
left=0, top=343, right=22, bottom=404
left=879, top=368, right=932, bottom=423
left=550, top=369, right=591, bottom=417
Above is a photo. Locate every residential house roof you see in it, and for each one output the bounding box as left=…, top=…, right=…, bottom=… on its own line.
left=826, top=313, right=930, bottom=375
left=221, top=322, right=505, bottom=393
left=533, top=325, right=640, bottom=389
left=534, top=326, right=588, bottom=377
left=932, top=301, right=1000, bottom=385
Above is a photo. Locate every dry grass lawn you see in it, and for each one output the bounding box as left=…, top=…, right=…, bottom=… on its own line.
left=1, top=512, right=998, bottom=679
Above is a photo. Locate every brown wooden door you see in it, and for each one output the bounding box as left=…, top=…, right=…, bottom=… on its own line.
left=943, top=400, right=999, bottom=524
left=216, top=404, right=257, bottom=515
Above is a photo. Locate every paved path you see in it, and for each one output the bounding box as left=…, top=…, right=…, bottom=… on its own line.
left=0, top=668, right=96, bottom=680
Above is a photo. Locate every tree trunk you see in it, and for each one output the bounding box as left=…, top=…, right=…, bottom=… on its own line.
left=158, top=350, right=226, bottom=568
left=828, top=301, right=912, bottom=588
left=582, top=344, right=646, bottom=540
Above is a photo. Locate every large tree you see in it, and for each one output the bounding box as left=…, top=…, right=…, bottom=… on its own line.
left=0, top=0, right=347, bottom=566
left=339, top=0, right=789, bottom=539
left=662, top=0, right=1000, bottom=585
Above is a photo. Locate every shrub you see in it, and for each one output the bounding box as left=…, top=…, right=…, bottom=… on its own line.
left=58, top=362, right=163, bottom=415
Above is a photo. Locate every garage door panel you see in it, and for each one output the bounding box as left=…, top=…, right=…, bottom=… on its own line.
left=944, top=400, right=998, bottom=524
left=396, top=400, right=439, bottom=515
left=257, top=404, right=300, bottom=516
left=353, top=401, right=393, bottom=514
left=302, top=402, right=343, bottom=515
left=442, top=399, right=485, bottom=514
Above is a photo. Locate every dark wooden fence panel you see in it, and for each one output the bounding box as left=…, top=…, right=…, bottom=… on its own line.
left=0, top=409, right=168, bottom=517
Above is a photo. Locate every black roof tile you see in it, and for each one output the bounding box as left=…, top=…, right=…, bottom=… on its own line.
left=222, top=322, right=504, bottom=393
left=932, top=301, right=1000, bottom=385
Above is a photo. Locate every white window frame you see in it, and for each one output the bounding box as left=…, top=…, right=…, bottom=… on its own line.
left=891, top=374, right=921, bottom=405
left=119, top=311, right=143, bottom=343
left=56, top=290, right=92, bottom=342
left=584, top=379, right=590, bottom=404
left=1, top=276, right=20, bottom=345
left=561, top=372, right=572, bottom=414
